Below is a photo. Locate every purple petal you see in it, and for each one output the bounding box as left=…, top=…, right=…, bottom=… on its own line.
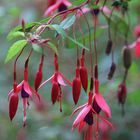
left=23, top=81, right=32, bottom=97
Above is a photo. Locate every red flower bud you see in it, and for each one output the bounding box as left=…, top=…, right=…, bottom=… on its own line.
left=51, top=82, right=59, bottom=104
left=9, top=93, right=19, bottom=121
left=34, top=55, right=44, bottom=91
left=34, top=71, right=43, bottom=91
left=72, top=68, right=81, bottom=105
left=80, top=67, right=88, bottom=92
left=117, top=83, right=127, bottom=105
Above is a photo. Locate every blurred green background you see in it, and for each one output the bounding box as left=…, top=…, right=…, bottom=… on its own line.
left=0, top=0, right=140, bottom=140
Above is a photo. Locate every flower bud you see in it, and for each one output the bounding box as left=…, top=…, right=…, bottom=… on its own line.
left=123, top=47, right=132, bottom=69
left=51, top=82, right=59, bottom=104
left=105, top=40, right=113, bottom=55
left=117, top=83, right=127, bottom=105
left=9, top=93, right=19, bottom=121
left=80, top=67, right=88, bottom=92
left=72, top=77, right=81, bottom=105
left=34, top=71, right=43, bottom=91
left=108, top=62, right=116, bottom=80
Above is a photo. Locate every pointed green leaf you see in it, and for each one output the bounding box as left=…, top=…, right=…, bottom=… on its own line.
left=32, top=44, right=43, bottom=54
left=5, top=40, right=27, bottom=63
left=60, top=15, right=76, bottom=30
left=7, top=31, right=25, bottom=40
left=47, top=42, right=58, bottom=55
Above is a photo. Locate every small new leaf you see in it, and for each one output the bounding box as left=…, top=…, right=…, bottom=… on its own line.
left=5, top=40, right=27, bottom=63
left=60, top=15, right=76, bottom=30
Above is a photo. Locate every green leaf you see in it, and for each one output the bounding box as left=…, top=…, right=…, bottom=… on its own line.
left=47, top=42, right=58, bottom=55
left=5, top=40, right=27, bottom=63
left=7, top=31, right=25, bottom=40
left=32, top=44, right=43, bottom=54
left=49, top=24, right=89, bottom=50
left=60, top=15, right=76, bottom=30
left=8, top=22, right=40, bottom=38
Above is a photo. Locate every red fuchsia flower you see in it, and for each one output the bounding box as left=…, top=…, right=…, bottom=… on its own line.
left=34, top=55, right=44, bottom=91
left=80, top=49, right=88, bottom=92
left=129, top=25, right=140, bottom=58
left=71, top=90, right=113, bottom=140
left=8, top=59, right=40, bottom=126
left=44, top=0, right=72, bottom=17
left=39, top=54, right=72, bottom=106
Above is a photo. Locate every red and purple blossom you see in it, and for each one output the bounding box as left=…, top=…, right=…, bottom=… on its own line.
left=71, top=90, right=112, bottom=140
left=44, top=0, right=72, bottom=17
left=8, top=59, right=40, bottom=126
left=39, top=54, right=72, bottom=109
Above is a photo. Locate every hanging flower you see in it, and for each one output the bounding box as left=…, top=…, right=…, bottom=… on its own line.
left=44, top=0, right=72, bottom=17
left=8, top=63, right=40, bottom=126
left=39, top=54, right=72, bottom=106
left=129, top=25, right=140, bottom=58
left=71, top=91, right=113, bottom=139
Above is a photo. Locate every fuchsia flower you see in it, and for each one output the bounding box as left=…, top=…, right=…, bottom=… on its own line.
left=39, top=54, right=72, bottom=108
left=8, top=61, right=40, bottom=126
left=71, top=79, right=112, bottom=139
left=129, top=25, right=140, bottom=58
left=44, top=0, right=72, bottom=17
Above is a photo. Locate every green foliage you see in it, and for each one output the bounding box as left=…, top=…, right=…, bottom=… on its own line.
left=60, top=15, right=76, bottom=30
left=5, top=40, right=27, bottom=63
left=7, top=31, right=25, bottom=41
